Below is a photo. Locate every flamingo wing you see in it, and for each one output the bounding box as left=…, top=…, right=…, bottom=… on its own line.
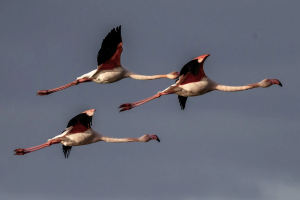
left=55, top=127, right=73, bottom=158
left=178, top=95, right=188, bottom=110
left=179, top=54, right=210, bottom=85
left=67, top=113, right=93, bottom=134
left=62, top=145, right=72, bottom=158
left=97, top=26, right=123, bottom=70
left=60, top=112, right=94, bottom=158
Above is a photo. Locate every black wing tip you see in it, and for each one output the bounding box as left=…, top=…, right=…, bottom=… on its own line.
left=116, top=25, right=121, bottom=31
left=105, top=25, right=122, bottom=42
left=67, top=113, right=93, bottom=129
left=178, top=95, right=187, bottom=110
left=179, top=59, right=200, bottom=77
left=112, top=25, right=121, bottom=34
left=97, top=25, right=123, bottom=66
left=62, top=145, right=72, bottom=159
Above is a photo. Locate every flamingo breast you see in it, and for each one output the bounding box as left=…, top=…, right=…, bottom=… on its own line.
left=61, top=129, right=99, bottom=146
left=176, top=77, right=217, bottom=97
left=92, top=67, right=127, bottom=83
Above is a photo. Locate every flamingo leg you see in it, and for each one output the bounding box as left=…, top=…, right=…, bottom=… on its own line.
left=119, top=90, right=174, bottom=112
left=37, top=78, right=93, bottom=96
left=14, top=140, right=61, bottom=155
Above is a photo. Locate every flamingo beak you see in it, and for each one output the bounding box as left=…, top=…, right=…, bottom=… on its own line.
left=156, top=137, right=160, bottom=142
left=269, top=79, right=282, bottom=87
left=149, top=134, right=160, bottom=142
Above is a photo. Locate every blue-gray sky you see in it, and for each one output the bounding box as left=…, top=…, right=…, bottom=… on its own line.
left=1, top=1, right=299, bottom=199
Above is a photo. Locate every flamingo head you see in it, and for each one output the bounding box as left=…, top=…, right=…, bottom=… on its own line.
left=140, top=134, right=160, bottom=142
left=259, top=79, right=282, bottom=88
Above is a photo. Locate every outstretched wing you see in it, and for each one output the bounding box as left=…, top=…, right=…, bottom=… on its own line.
left=178, top=95, right=188, bottom=110
left=67, top=113, right=93, bottom=134
left=62, top=145, right=72, bottom=159
left=179, top=54, right=210, bottom=85
left=59, top=112, right=93, bottom=159
left=97, top=26, right=123, bottom=70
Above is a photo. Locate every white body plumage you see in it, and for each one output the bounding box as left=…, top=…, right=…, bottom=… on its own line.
left=77, top=66, right=130, bottom=84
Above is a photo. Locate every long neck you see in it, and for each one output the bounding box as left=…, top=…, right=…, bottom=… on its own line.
left=128, top=72, right=167, bottom=80
left=214, top=83, right=260, bottom=92
left=92, top=130, right=140, bottom=143
left=101, top=136, right=140, bottom=143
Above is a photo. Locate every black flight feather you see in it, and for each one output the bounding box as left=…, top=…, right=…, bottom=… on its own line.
left=67, top=113, right=93, bottom=129
left=178, top=95, right=188, bottom=110
left=179, top=59, right=201, bottom=77
left=62, top=145, right=72, bottom=159
left=97, top=26, right=122, bottom=66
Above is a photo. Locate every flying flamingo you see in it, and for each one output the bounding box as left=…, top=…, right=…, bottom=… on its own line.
left=36, top=26, right=179, bottom=96
left=14, top=109, right=160, bottom=158
left=119, top=54, right=282, bottom=111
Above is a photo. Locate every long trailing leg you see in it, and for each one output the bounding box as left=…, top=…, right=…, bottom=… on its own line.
left=37, top=78, right=93, bottom=96
left=14, top=140, right=61, bottom=155
left=119, top=86, right=178, bottom=112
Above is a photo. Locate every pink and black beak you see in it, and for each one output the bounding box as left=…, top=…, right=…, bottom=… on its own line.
left=156, top=137, right=160, bottom=142
left=270, top=79, right=282, bottom=87
left=149, top=134, right=160, bottom=142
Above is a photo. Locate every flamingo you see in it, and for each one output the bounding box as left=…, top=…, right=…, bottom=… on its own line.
left=119, top=54, right=282, bottom=111
left=14, top=109, right=160, bottom=158
left=37, top=26, right=179, bottom=96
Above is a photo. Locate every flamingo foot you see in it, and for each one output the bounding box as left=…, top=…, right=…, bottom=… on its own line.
left=14, top=140, right=60, bottom=156
left=119, top=103, right=134, bottom=112
left=14, top=148, right=29, bottom=155
left=37, top=90, right=51, bottom=96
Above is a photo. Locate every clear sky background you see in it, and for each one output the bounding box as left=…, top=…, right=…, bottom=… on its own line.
left=1, top=1, right=299, bottom=199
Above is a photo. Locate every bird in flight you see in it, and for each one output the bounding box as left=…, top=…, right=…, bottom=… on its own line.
left=119, top=54, right=282, bottom=112
left=37, top=26, right=179, bottom=96
left=14, top=109, right=160, bottom=158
